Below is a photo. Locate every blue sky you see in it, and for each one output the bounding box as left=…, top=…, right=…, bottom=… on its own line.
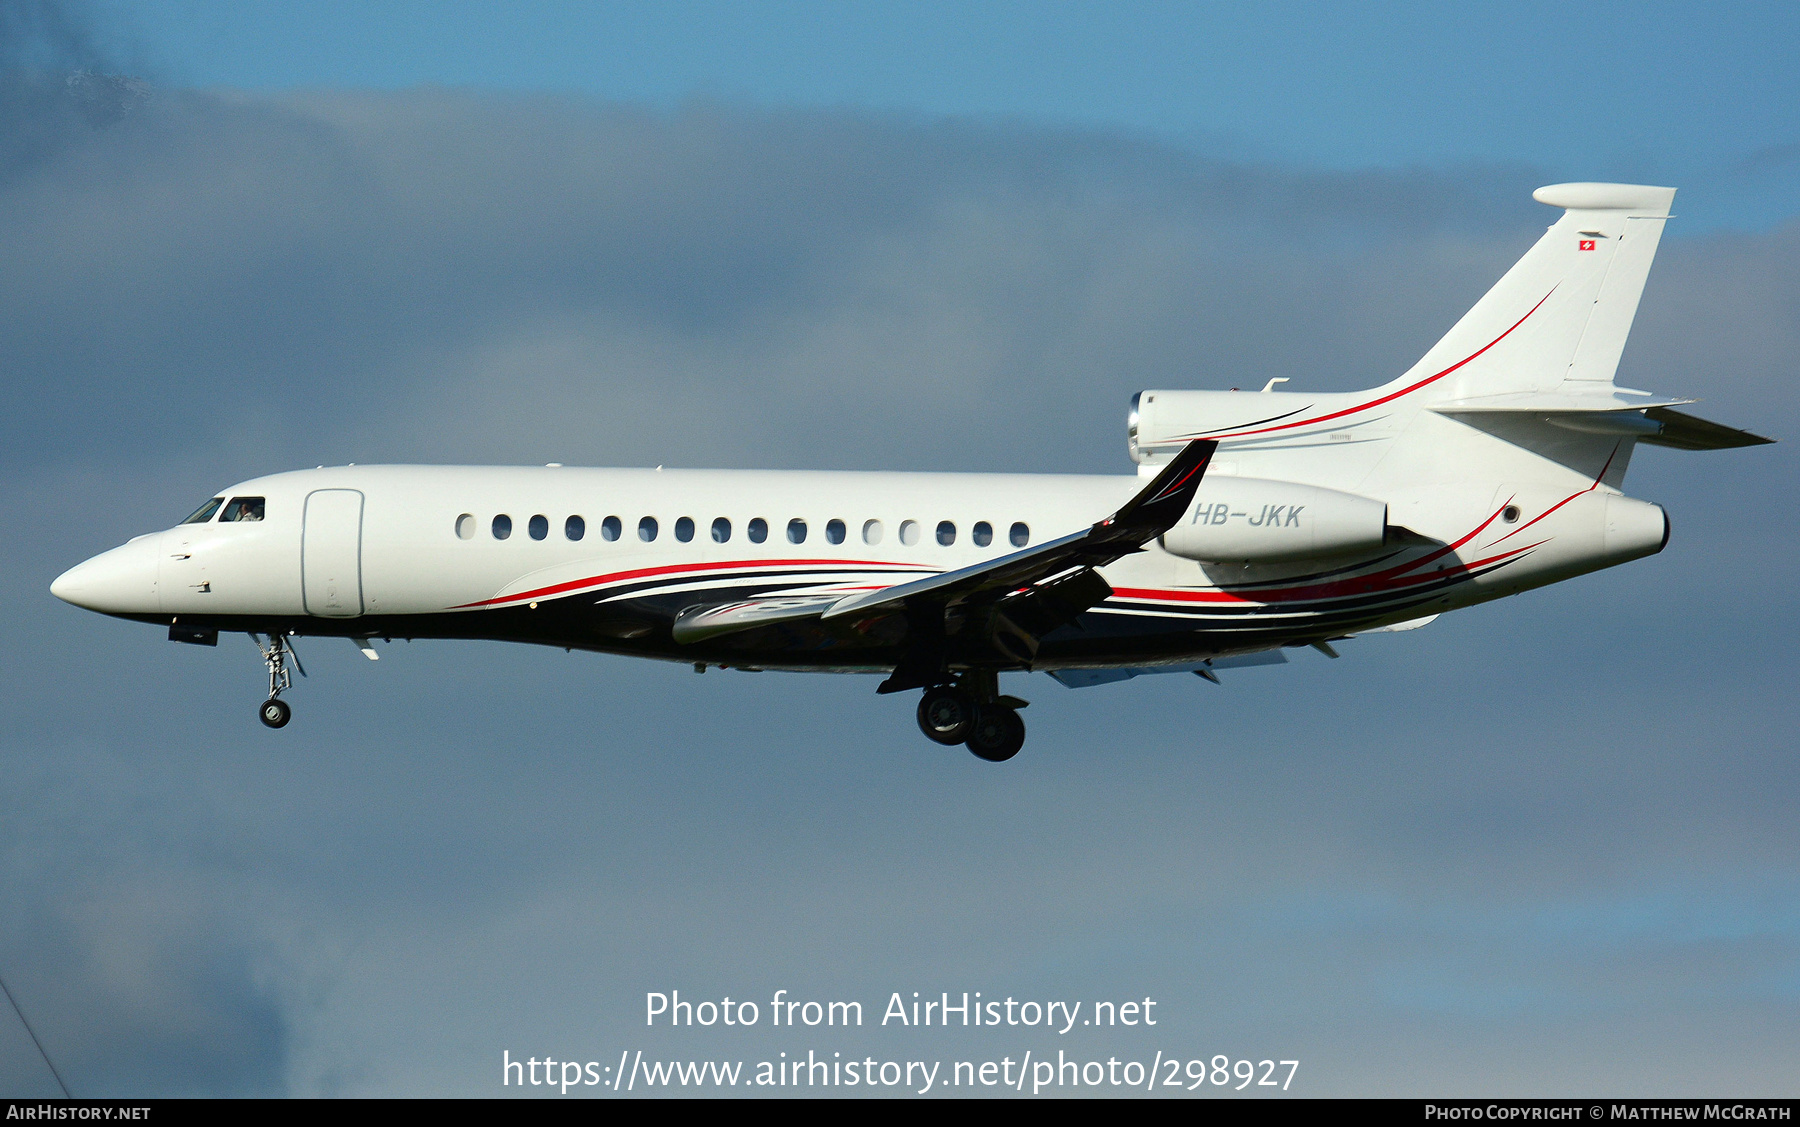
left=1, top=0, right=1795, bottom=1098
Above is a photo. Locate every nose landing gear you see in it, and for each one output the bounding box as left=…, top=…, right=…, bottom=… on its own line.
left=912, top=671, right=1027, bottom=762
left=250, top=632, right=302, bottom=728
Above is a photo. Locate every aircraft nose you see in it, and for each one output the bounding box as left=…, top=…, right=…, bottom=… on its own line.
left=51, top=535, right=161, bottom=614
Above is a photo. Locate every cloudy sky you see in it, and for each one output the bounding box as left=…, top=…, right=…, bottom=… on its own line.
left=1, top=0, right=1796, bottom=1097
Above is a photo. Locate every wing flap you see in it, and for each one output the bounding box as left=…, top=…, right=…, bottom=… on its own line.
left=1431, top=397, right=1773, bottom=450
left=1048, top=649, right=1289, bottom=689
left=671, top=595, right=844, bottom=644
left=1352, top=613, right=1439, bottom=634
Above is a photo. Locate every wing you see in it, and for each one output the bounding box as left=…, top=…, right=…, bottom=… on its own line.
left=667, top=440, right=1219, bottom=681
left=820, top=438, right=1219, bottom=622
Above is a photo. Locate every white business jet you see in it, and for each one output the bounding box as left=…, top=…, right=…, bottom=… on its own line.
left=51, top=183, right=1770, bottom=761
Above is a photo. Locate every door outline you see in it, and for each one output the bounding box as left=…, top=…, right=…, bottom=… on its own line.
left=302, top=489, right=365, bottom=617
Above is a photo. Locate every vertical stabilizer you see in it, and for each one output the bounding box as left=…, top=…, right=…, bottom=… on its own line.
left=1401, top=183, right=1675, bottom=402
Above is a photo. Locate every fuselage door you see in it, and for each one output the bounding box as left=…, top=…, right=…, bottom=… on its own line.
left=302, top=489, right=365, bottom=617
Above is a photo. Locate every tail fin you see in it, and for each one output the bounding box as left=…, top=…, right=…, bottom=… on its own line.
left=1402, top=182, right=1675, bottom=402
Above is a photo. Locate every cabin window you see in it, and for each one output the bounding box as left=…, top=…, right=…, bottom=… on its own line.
left=899, top=519, right=921, bottom=546
left=492, top=514, right=513, bottom=540
left=711, top=517, right=731, bottom=543
left=601, top=515, right=622, bottom=541
left=1010, top=521, right=1029, bottom=547
left=862, top=519, right=883, bottom=545
left=748, top=517, right=768, bottom=544
left=638, top=516, right=658, bottom=542
left=675, top=516, right=695, bottom=542
left=787, top=518, right=808, bottom=544
left=528, top=514, right=549, bottom=540
left=936, top=520, right=956, bottom=546
left=222, top=497, right=265, bottom=522
left=565, top=515, right=585, bottom=540
left=456, top=513, right=476, bottom=540
left=181, top=498, right=224, bottom=524
left=972, top=520, right=993, bottom=547
left=826, top=518, right=846, bottom=545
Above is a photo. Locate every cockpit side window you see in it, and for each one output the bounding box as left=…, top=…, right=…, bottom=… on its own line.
left=221, top=497, right=265, bottom=522
left=181, top=497, right=225, bottom=524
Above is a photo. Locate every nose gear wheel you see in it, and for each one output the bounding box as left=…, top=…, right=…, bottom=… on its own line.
left=249, top=632, right=302, bottom=728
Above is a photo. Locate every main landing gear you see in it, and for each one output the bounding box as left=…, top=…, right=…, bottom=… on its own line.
left=250, top=632, right=302, bottom=729
left=915, top=673, right=1027, bottom=762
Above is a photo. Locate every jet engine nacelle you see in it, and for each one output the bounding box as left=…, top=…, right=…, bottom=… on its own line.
left=1160, top=477, right=1389, bottom=563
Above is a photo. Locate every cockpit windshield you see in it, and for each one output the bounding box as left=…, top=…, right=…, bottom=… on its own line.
left=181, top=497, right=224, bottom=524
left=222, top=496, right=265, bottom=522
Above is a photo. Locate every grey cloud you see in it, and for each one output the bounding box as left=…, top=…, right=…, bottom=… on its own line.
left=0, top=0, right=146, bottom=180
left=2, top=85, right=1553, bottom=480
left=0, top=738, right=291, bottom=1095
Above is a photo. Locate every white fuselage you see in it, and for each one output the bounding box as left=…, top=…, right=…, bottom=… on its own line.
left=51, top=455, right=1667, bottom=673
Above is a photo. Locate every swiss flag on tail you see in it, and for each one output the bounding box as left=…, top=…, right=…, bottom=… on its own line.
left=1578, top=239, right=1597, bottom=251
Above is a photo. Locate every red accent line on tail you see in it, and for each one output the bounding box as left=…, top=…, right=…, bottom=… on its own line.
left=1188, top=288, right=1557, bottom=441
left=1490, top=442, right=1620, bottom=545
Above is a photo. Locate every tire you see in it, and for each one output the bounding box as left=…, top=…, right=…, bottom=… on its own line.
left=259, top=698, right=291, bottom=729
left=966, top=705, right=1024, bottom=762
left=916, top=686, right=974, bottom=745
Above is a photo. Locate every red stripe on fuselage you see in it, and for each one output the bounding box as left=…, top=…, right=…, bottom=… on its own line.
left=452, top=557, right=933, bottom=609
left=460, top=492, right=1556, bottom=618
left=1112, top=502, right=1526, bottom=606
left=1111, top=540, right=1542, bottom=608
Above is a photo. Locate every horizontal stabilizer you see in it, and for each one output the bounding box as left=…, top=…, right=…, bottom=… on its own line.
left=1430, top=390, right=1692, bottom=414
left=1432, top=395, right=1774, bottom=450
left=1639, top=407, right=1775, bottom=451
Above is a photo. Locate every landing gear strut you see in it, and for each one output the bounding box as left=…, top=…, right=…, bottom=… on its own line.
left=250, top=632, right=301, bottom=728
left=912, top=671, right=1027, bottom=762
